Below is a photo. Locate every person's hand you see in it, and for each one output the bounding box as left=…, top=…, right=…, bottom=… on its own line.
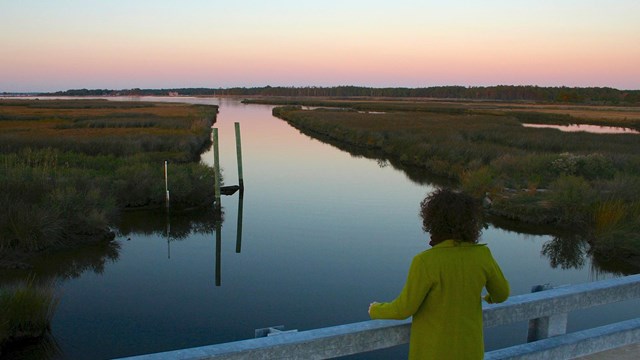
left=368, top=302, right=379, bottom=315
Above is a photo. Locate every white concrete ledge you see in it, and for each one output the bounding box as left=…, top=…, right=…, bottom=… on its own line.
left=485, top=317, right=640, bottom=360
left=116, top=319, right=410, bottom=360
left=115, top=274, right=640, bottom=360
left=484, top=274, right=640, bottom=328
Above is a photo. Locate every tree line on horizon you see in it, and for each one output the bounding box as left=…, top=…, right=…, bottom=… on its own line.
left=43, top=85, right=640, bottom=105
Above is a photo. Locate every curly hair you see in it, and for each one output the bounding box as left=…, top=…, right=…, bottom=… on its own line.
left=419, top=188, right=482, bottom=244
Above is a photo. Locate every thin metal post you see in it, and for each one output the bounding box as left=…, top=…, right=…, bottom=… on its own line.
left=213, top=128, right=221, bottom=209
left=164, top=160, right=170, bottom=207
left=234, top=122, right=244, bottom=190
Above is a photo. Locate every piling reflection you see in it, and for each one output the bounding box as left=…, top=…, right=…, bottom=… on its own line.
left=214, top=189, right=244, bottom=286
left=216, top=221, right=222, bottom=286
left=116, top=196, right=244, bottom=287
left=236, top=189, right=244, bottom=253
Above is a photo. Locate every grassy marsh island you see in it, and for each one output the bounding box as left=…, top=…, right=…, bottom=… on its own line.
left=0, top=98, right=220, bottom=352
left=0, top=99, right=219, bottom=268
left=259, top=98, right=640, bottom=269
left=0, top=278, right=59, bottom=356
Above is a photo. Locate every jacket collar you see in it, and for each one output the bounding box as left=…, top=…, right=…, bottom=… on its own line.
left=432, top=239, right=482, bottom=248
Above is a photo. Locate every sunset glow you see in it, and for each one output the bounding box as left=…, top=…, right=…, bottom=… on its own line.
left=1, top=0, right=639, bottom=92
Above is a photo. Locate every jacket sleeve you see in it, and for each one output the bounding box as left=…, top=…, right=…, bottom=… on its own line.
left=483, top=250, right=510, bottom=304
left=370, top=255, right=432, bottom=320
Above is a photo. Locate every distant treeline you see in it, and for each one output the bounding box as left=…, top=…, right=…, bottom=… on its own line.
left=46, top=85, right=640, bottom=105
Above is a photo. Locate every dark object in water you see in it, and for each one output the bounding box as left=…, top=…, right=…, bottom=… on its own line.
left=221, top=185, right=240, bottom=195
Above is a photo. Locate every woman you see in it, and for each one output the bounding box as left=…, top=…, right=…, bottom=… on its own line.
left=369, top=188, right=509, bottom=359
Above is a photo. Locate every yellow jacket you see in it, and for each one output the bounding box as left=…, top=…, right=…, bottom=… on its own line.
left=369, top=239, right=509, bottom=359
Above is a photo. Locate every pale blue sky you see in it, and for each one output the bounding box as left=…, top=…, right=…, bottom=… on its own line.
left=2, top=0, right=639, bottom=91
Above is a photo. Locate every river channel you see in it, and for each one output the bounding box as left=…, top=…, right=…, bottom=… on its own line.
left=4, top=96, right=640, bottom=359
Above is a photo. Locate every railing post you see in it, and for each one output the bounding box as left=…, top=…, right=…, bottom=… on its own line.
left=527, top=284, right=568, bottom=342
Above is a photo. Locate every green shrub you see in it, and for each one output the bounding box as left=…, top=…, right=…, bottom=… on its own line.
left=548, top=175, right=595, bottom=225
left=552, top=153, right=615, bottom=180
left=462, top=166, right=496, bottom=197
left=167, top=163, right=218, bottom=207
left=113, top=164, right=164, bottom=208
left=0, top=278, right=59, bottom=348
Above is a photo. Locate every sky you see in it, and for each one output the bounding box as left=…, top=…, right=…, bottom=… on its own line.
left=1, top=0, right=639, bottom=92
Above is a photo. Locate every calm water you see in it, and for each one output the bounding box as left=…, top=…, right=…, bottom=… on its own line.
left=4, top=97, right=639, bottom=359
left=522, top=123, right=640, bottom=134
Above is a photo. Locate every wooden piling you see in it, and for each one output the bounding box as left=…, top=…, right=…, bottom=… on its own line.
left=213, top=128, right=221, bottom=209
left=234, top=122, right=244, bottom=190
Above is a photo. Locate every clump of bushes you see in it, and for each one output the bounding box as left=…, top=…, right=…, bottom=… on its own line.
left=0, top=278, right=59, bottom=351
left=0, top=100, right=220, bottom=257
left=0, top=162, right=116, bottom=253
left=0, top=148, right=219, bottom=254
left=551, top=153, right=615, bottom=180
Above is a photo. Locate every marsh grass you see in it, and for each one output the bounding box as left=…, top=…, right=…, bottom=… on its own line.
left=593, top=200, right=630, bottom=235
left=0, top=277, right=59, bottom=349
left=0, top=100, right=218, bottom=256
left=0, top=100, right=216, bottom=159
left=591, top=200, right=640, bottom=256
left=272, top=102, right=640, bottom=262
left=274, top=106, right=638, bottom=186
left=256, top=97, right=640, bottom=128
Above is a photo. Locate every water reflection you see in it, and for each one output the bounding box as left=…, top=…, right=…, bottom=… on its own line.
left=523, top=123, right=640, bottom=134
left=118, top=207, right=224, bottom=241
left=235, top=189, right=244, bottom=253
left=488, top=214, right=639, bottom=276
left=540, top=233, right=640, bottom=276
left=286, top=120, right=639, bottom=276
left=0, top=333, right=61, bottom=360
left=289, top=123, right=455, bottom=187
left=0, top=241, right=120, bottom=360
left=216, top=221, right=222, bottom=286
left=541, top=235, right=587, bottom=270
left=0, top=241, right=121, bottom=283
left=487, top=215, right=590, bottom=271
left=590, top=249, right=640, bottom=276
left=117, top=193, right=245, bottom=287
left=216, top=190, right=244, bottom=286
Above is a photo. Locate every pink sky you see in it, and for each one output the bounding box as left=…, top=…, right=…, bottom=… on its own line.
left=1, top=1, right=639, bottom=92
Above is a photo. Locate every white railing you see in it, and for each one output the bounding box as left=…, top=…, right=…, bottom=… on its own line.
left=117, top=274, right=640, bottom=360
